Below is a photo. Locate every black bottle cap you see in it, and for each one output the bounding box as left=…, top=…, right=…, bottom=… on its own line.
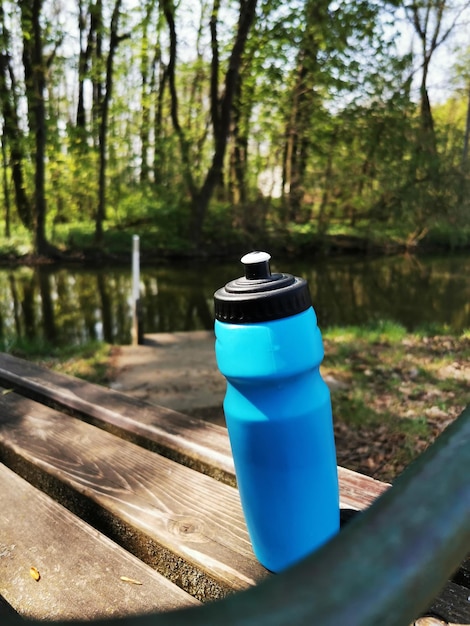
left=214, top=251, right=312, bottom=323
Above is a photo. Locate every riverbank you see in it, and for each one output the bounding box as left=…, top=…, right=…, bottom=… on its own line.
left=111, top=329, right=470, bottom=483
left=44, top=326, right=469, bottom=484
left=1, top=227, right=469, bottom=267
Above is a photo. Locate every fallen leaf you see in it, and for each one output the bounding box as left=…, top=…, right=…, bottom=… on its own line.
left=30, top=566, right=41, bottom=581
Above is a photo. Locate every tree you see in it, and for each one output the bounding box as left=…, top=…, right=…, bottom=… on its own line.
left=454, top=48, right=470, bottom=168
left=138, top=0, right=158, bottom=184
left=77, top=0, right=93, bottom=145
left=0, top=2, right=32, bottom=231
left=281, top=0, right=330, bottom=221
left=19, top=0, right=52, bottom=254
left=162, top=0, right=258, bottom=248
left=404, top=0, right=470, bottom=155
left=94, top=0, right=127, bottom=245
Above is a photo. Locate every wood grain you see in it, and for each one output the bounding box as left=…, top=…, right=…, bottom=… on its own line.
left=0, top=389, right=267, bottom=600
left=337, top=465, right=389, bottom=509
left=0, top=463, right=198, bottom=621
left=0, top=352, right=237, bottom=484
left=0, top=353, right=389, bottom=508
left=1, top=405, right=469, bottom=626
left=0, top=352, right=468, bottom=626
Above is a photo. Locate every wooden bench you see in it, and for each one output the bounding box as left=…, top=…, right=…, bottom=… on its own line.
left=0, top=352, right=468, bottom=625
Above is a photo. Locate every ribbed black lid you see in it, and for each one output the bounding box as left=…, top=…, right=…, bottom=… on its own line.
left=214, top=251, right=311, bottom=323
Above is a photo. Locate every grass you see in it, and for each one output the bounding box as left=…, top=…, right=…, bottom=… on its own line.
left=322, top=323, right=470, bottom=480
left=3, top=320, right=469, bottom=482
left=1, top=212, right=470, bottom=261
left=4, top=339, right=114, bottom=384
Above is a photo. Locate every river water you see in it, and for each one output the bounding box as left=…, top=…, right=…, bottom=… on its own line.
left=1, top=252, right=469, bottom=348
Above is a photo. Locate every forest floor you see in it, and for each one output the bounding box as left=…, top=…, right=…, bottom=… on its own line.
left=107, top=329, right=470, bottom=484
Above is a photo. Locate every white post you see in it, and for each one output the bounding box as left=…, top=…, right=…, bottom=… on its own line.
left=131, top=235, right=140, bottom=345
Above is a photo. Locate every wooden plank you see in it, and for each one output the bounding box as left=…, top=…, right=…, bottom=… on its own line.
left=337, top=465, right=389, bottom=509
left=452, top=555, right=470, bottom=588
left=419, top=551, right=470, bottom=623
left=0, top=352, right=235, bottom=484
left=0, top=353, right=389, bottom=508
left=426, top=580, right=470, bottom=624
left=0, top=463, right=198, bottom=621
left=0, top=406, right=469, bottom=626
left=0, top=389, right=268, bottom=601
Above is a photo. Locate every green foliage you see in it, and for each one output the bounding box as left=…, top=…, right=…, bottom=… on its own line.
left=0, top=226, right=33, bottom=256
left=47, top=149, right=99, bottom=226
left=322, top=327, right=470, bottom=479
left=0, top=0, right=467, bottom=257
left=325, top=321, right=408, bottom=344
left=3, top=338, right=113, bottom=384
left=201, top=200, right=274, bottom=254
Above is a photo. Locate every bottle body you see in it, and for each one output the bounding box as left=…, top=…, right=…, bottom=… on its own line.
left=215, top=307, right=339, bottom=573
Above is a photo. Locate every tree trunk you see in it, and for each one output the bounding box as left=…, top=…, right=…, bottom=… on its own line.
left=208, top=0, right=224, bottom=195
left=229, top=74, right=246, bottom=206
left=19, top=0, right=50, bottom=255
left=462, top=82, right=470, bottom=167
left=1, top=126, right=10, bottom=237
left=92, top=0, right=103, bottom=148
left=282, top=0, right=328, bottom=222
left=94, top=0, right=124, bottom=246
left=419, top=61, right=437, bottom=156
left=161, top=0, right=196, bottom=197
left=153, top=60, right=167, bottom=185
left=0, top=51, right=32, bottom=230
left=76, top=0, right=96, bottom=147
left=284, top=52, right=313, bottom=221
left=406, top=0, right=457, bottom=162
left=317, top=132, right=336, bottom=235
left=0, top=3, right=32, bottom=231
left=139, top=1, right=155, bottom=183
left=189, top=0, right=258, bottom=247
left=229, top=48, right=255, bottom=208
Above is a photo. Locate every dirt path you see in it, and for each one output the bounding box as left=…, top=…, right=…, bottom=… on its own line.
left=109, top=330, right=469, bottom=482
left=110, top=331, right=343, bottom=426
left=110, top=331, right=227, bottom=425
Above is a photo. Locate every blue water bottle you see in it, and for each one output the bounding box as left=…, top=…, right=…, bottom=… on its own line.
left=214, top=251, right=339, bottom=573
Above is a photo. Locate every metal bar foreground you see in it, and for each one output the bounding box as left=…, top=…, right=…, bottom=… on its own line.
left=4, top=405, right=469, bottom=626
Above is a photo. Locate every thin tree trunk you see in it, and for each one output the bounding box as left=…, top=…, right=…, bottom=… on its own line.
left=229, top=75, right=245, bottom=205
left=0, top=53, right=31, bottom=229
left=19, top=0, right=50, bottom=255
left=1, top=126, right=10, bottom=237
left=76, top=0, right=95, bottom=146
left=462, top=82, right=470, bottom=167
left=419, top=61, right=437, bottom=156
left=229, top=50, right=255, bottom=207
left=153, top=61, right=168, bottom=185
left=282, top=0, right=328, bottom=222
left=95, top=0, right=125, bottom=245
left=317, top=132, right=336, bottom=235
left=161, top=0, right=196, bottom=197
left=189, top=0, right=258, bottom=246
left=139, top=1, right=155, bottom=183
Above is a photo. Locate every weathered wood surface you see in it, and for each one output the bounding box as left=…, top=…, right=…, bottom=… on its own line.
left=0, top=463, right=198, bottom=621
left=0, top=387, right=268, bottom=601
left=0, top=353, right=468, bottom=626
left=0, top=352, right=389, bottom=509
left=427, top=579, right=470, bottom=624
left=0, top=352, right=234, bottom=484
left=2, top=404, right=467, bottom=626
left=426, top=554, right=470, bottom=623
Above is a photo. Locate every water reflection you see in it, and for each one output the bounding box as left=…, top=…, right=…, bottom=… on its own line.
left=0, top=253, right=468, bottom=348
